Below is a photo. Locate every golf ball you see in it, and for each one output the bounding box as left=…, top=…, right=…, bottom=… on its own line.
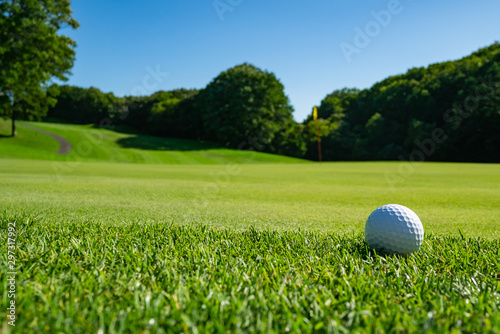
left=364, top=204, right=424, bottom=255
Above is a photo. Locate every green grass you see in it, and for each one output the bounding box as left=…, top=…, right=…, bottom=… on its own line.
left=1, top=159, right=498, bottom=237
left=0, top=122, right=499, bottom=332
left=1, top=214, right=499, bottom=333
left=0, top=119, right=305, bottom=164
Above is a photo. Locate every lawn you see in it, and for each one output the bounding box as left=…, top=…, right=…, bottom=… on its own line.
left=0, top=126, right=499, bottom=332
left=0, top=159, right=498, bottom=237
left=0, top=119, right=305, bottom=164
left=1, top=214, right=499, bottom=333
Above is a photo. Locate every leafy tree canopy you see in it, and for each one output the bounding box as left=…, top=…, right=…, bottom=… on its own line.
left=0, top=0, right=79, bottom=135
left=197, top=63, right=296, bottom=150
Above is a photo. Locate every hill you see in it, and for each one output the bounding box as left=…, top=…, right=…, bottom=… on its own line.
left=0, top=119, right=306, bottom=164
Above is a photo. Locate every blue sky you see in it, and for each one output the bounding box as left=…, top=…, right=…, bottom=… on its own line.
left=62, top=0, right=500, bottom=122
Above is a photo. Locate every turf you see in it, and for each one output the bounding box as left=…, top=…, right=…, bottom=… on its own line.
left=0, top=159, right=498, bottom=237
left=1, top=123, right=499, bottom=332
left=0, top=119, right=305, bottom=164
left=1, top=214, right=499, bottom=333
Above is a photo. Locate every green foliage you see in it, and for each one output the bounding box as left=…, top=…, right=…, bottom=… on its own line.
left=47, top=86, right=201, bottom=138
left=303, top=118, right=336, bottom=161
left=267, top=122, right=307, bottom=158
left=197, top=63, right=296, bottom=150
left=305, top=42, right=500, bottom=162
left=310, top=88, right=360, bottom=122
left=47, top=85, right=120, bottom=124
left=145, top=89, right=200, bottom=138
left=0, top=0, right=78, bottom=135
left=1, top=213, right=499, bottom=332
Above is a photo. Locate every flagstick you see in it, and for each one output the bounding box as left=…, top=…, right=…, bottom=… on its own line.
left=313, top=107, right=322, bottom=163
left=316, top=119, right=322, bottom=163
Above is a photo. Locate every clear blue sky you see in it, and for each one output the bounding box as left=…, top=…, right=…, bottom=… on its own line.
left=62, top=0, right=500, bottom=122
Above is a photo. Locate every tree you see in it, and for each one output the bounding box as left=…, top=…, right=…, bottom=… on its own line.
left=316, top=88, right=359, bottom=121
left=197, top=63, right=295, bottom=150
left=47, top=85, right=118, bottom=124
left=146, top=89, right=199, bottom=137
left=0, top=0, right=79, bottom=136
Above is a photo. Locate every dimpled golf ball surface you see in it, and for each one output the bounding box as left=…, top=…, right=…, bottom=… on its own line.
left=365, top=204, right=424, bottom=255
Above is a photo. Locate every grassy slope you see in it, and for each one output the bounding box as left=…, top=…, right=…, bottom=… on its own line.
left=1, top=159, right=498, bottom=238
left=0, top=119, right=305, bottom=164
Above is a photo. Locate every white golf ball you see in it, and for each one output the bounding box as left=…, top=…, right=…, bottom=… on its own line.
left=364, top=204, right=424, bottom=255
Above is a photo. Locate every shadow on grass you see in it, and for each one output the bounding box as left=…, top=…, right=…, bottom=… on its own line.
left=40, top=118, right=224, bottom=151
left=88, top=122, right=222, bottom=151
left=116, top=134, right=222, bottom=151
left=91, top=123, right=140, bottom=135
left=41, top=117, right=75, bottom=125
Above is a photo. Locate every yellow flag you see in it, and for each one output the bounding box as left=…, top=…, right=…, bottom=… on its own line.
left=313, top=106, right=318, bottom=120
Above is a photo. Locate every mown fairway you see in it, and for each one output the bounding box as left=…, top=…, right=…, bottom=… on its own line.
left=0, top=158, right=498, bottom=237
left=0, top=123, right=499, bottom=332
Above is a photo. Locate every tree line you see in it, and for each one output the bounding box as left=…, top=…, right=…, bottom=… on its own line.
left=46, top=43, right=500, bottom=162
left=47, top=64, right=307, bottom=158
left=304, top=42, right=500, bottom=163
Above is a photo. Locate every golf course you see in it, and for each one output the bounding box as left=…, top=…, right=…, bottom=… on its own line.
left=1, top=1, right=500, bottom=332
left=1, top=120, right=499, bottom=332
